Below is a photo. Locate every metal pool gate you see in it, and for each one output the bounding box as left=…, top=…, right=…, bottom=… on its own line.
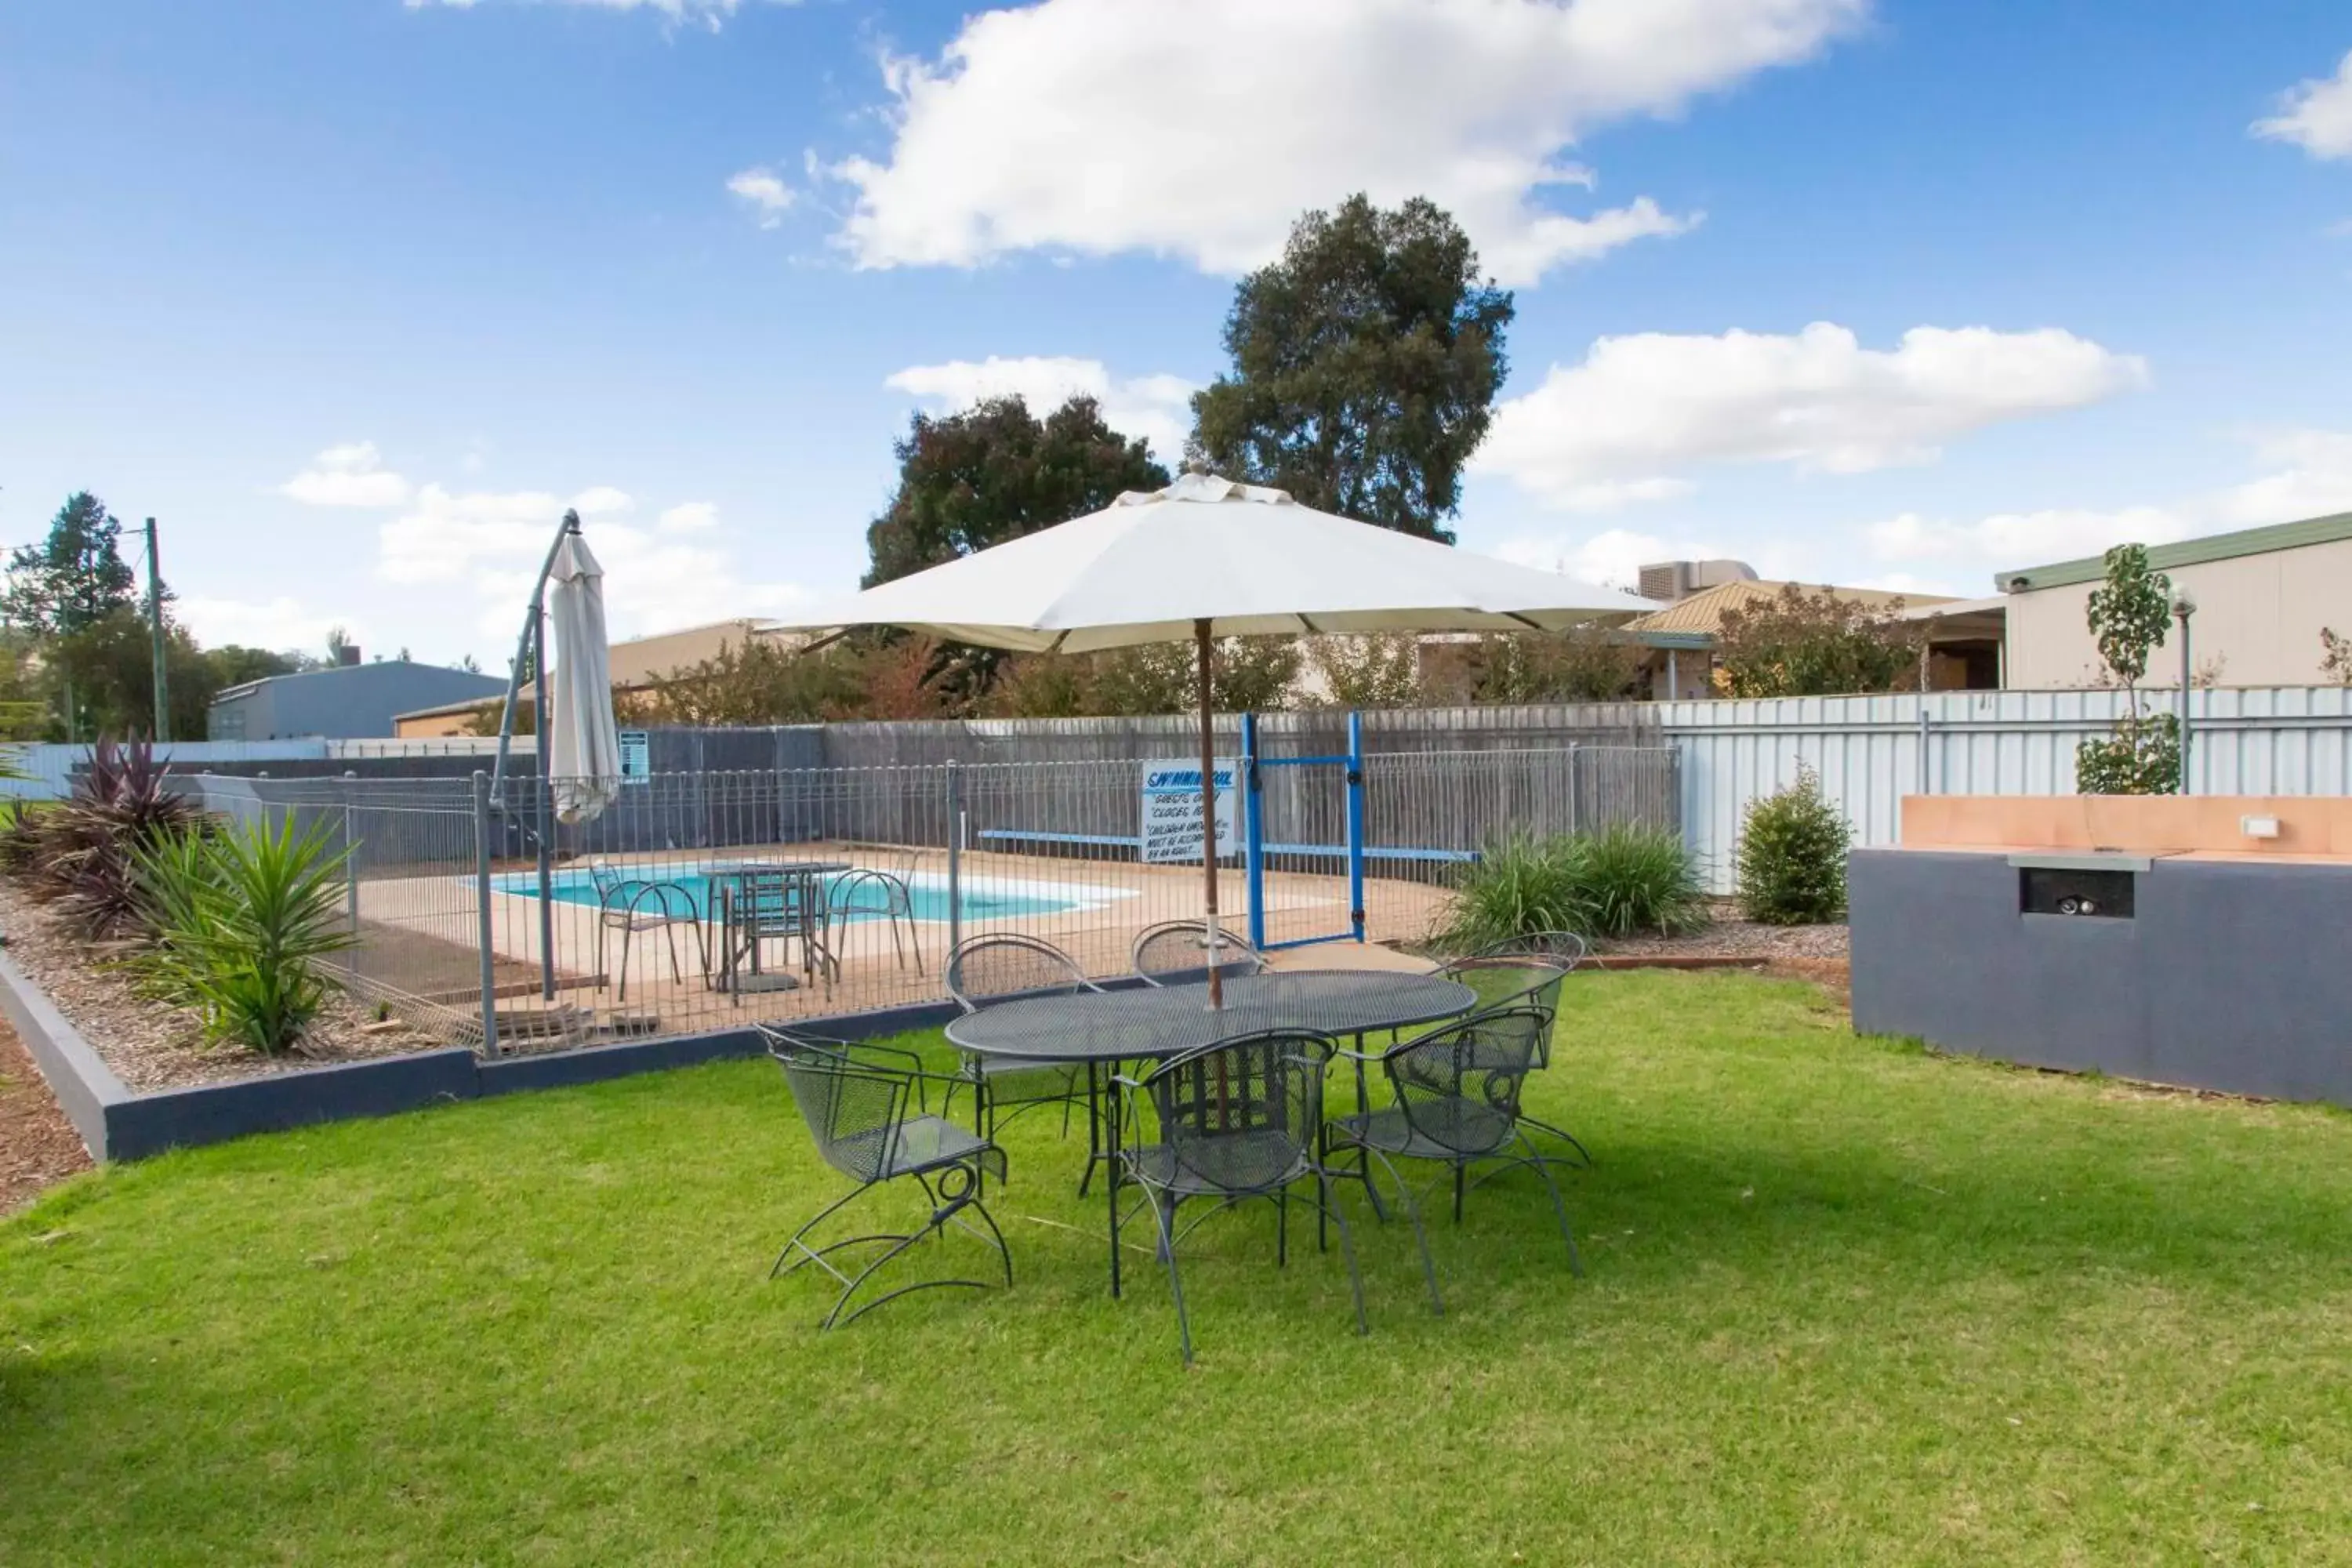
left=1240, top=711, right=1367, bottom=952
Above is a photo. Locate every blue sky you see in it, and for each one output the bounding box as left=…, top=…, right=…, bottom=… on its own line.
left=2, top=0, right=2347, bottom=669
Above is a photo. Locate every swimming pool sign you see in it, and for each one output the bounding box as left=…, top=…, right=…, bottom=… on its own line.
left=617, top=730, right=650, bottom=786
left=1140, top=760, right=1236, bottom=864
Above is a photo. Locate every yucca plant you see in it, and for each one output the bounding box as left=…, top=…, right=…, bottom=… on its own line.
left=1433, top=825, right=1708, bottom=952
left=131, top=814, right=356, bottom=1054
left=33, top=736, right=201, bottom=941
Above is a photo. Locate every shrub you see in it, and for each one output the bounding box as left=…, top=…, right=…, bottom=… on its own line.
left=130, top=814, right=355, bottom=1054
left=31, top=736, right=201, bottom=941
left=1735, top=768, right=1851, bottom=924
left=1436, top=826, right=1707, bottom=950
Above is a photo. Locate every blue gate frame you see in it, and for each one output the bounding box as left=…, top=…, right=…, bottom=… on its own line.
left=1240, top=710, right=1367, bottom=951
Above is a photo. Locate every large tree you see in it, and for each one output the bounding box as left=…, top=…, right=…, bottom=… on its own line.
left=1188, top=194, right=1513, bottom=543
left=865, top=393, right=1168, bottom=704
left=2, top=492, right=140, bottom=637
left=47, top=608, right=217, bottom=741
left=864, top=394, right=1169, bottom=587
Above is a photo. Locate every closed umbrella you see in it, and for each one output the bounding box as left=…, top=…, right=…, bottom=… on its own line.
left=769, top=469, right=1657, bottom=1002
left=546, top=528, right=621, bottom=825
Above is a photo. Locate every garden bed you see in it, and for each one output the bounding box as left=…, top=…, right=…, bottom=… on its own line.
left=1595, top=908, right=1849, bottom=964
left=0, top=878, right=439, bottom=1092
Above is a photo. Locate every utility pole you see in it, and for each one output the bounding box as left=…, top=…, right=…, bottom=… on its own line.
left=143, top=517, right=169, bottom=741
left=141, top=512, right=170, bottom=738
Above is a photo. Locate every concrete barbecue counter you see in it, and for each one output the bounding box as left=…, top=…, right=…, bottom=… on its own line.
left=1850, top=796, right=2352, bottom=1106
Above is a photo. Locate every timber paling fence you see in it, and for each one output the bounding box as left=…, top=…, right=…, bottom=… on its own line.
left=177, top=741, right=1679, bottom=1056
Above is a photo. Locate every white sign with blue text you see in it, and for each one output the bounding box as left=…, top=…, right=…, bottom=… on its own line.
left=1140, top=760, right=1237, bottom=865
left=618, top=730, right=651, bottom=786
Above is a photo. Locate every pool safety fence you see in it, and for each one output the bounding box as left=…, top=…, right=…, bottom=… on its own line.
left=175, top=739, right=1678, bottom=1056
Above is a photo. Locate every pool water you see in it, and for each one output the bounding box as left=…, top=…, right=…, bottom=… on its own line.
left=495, top=868, right=1105, bottom=924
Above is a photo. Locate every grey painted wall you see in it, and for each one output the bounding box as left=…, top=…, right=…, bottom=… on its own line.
left=1850, top=848, right=2352, bottom=1105
left=209, top=662, right=504, bottom=740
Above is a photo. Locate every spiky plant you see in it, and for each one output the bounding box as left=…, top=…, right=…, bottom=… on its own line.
left=132, top=814, right=355, bottom=1054
left=34, top=736, right=201, bottom=942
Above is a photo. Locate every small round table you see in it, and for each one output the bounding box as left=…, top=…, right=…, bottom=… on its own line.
left=946, top=970, right=1477, bottom=1290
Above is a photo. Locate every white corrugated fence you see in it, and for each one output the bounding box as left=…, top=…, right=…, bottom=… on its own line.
left=1664, top=687, right=2352, bottom=892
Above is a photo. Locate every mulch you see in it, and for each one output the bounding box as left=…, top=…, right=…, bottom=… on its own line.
left=0, top=1016, right=91, bottom=1214
left=1592, top=915, right=1852, bottom=1011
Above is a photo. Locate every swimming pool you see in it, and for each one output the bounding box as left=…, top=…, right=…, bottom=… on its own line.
left=492, top=866, right=1129, bottom=924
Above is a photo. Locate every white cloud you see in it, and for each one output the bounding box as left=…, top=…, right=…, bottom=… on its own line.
left=1495, top=527, right=1725, bottom=593
left=1478, top=322, right=2148, bottom=509
left=885, top=355, right=1197, bottom=464
left=659, top=501, right=720, bottom=532
left=1864, top=506, right=2191, bottom=569
left=821, top=0, right=1862, bottom=283
left=2214, top=429, right=2352, bottom=524
left=2253, top=49, right=2352, bottom=161
left=375, top=480, right=807, bottom=642
left=1858, top=426, right=2352, bottom=586
left=726, top=167, right=795, bottom=227
left=278, top=441, right=412, bottom=508
left=177, top=596, right=355, bottom=657
left=379, top=485, right=591, bottom=586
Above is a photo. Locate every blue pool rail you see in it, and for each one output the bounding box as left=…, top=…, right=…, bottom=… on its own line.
left=975, top=826, right=1474, bottom=864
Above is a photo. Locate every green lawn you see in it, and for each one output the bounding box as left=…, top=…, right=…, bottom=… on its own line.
left=6, top=971, right=2352, bottom=1565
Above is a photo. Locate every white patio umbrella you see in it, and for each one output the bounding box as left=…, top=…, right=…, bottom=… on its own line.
left=546, top=527, right=622, bottom=825
left=770, top=469, right=1657, bottom=1003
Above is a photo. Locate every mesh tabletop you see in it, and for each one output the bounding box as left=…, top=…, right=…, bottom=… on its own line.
left=945, top=971, right=1476, bottom=1063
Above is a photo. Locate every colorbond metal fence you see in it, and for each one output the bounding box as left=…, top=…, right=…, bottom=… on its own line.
left=1665, top=686, right=2352, bottom=892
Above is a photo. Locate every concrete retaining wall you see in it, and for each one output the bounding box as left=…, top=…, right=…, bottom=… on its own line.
left=0, top=946, right=970, bottom=1163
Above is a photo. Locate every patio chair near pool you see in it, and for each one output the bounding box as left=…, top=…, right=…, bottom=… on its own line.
left=589, top=860, right=709, bottom=1003
left=1130, top=920, right=1265, bottom=987
left=1112, top=1029, right=1426, bottom=1365
left=827, top=859, right=923, bottom=975
left=761, top=1025, right=1012, bottom=1330
left=1432, top=932, right=1589, bottom=1166
left=1327, top=1004, right=1583, bottom=1277
left=942, top=933, right=1098, bottom=1149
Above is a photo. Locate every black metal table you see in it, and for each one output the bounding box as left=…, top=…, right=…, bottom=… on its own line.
left=707, top=860, right=854, bottom=998
left=946, top=970, right=1477, bottom=1290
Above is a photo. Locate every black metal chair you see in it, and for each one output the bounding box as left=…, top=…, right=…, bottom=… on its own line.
left=761, top=1025, right=1011, bottom=1330
left=736, top=866, right=837, bottom=993
left=1434, top=933, right=1588, bottom=1165
left=1327, top=1004, right=1583, bottom=1276
left=1130, top=920, right=1265, bottom=987
left=1112, top=1029, right=1427, bottom=1364
left=1436, top=931, right=1584, bottom=1019
left=828, top=866, right=923, bottom=975
left=943, top=933, right=1097, bottom=1145
left=590, top=861, right=709, bottom=1002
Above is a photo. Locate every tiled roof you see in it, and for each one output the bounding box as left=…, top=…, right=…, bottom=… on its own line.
left=1624, top=580, right=1953, bottom=637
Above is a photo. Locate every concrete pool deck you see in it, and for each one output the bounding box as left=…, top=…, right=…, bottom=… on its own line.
left=350, top=841, right=1452, bottom=1046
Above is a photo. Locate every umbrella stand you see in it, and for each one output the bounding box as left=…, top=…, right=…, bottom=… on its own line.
left=1194, top=618, right=1223, bottom=1010
left=489, top=509, right=582, bottom=1004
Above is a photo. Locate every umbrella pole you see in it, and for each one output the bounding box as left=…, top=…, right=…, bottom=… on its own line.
left=1196, top=618, right=1222, bottom=1010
